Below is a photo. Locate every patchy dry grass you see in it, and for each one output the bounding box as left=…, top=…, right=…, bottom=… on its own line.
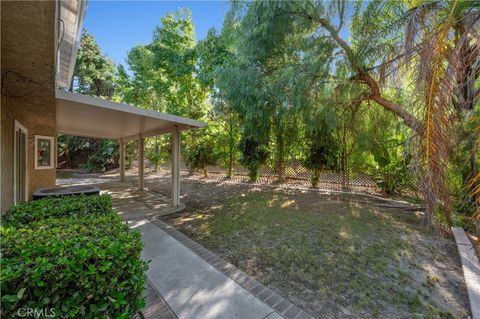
left=162, top=190, right=469, bottom=319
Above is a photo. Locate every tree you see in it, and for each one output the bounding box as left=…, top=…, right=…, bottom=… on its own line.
left=57, top=135, right=86, bottom=168
left=185, top=142, right=218, bottom=177
left=117, top=9, right=212, bottom=174
left=81, top=139, right=118, bottom=173
left=216, top=5, right=312, bottom=182
left=149, top=9, right=208, bottom=119
left=65, top=29, right=118, bottom=172
left=196, top=21, right=241, bottom=178
left=230, top=0, right=479, bottom=229
left=303, top=107, right=338, bottom=188
left=72, top=29, right=115, bottom=98
left=239, top=136, right=269, bottom=181
left=145, top=136, right=171, bottom=172
left=398, top=0, right=480, bottom=226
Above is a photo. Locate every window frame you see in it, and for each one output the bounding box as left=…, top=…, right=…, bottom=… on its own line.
left=34, top=135, right=55, bottom=170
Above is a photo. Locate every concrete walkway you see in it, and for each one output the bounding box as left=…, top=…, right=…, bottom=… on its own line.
left=134, top=220, right=282, bottom=319
left=110, top=190, right=284, bottom=319
left=56, top=174, right=295, bottom=319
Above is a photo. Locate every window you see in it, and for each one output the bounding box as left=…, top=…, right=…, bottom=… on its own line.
left=34, top=135, right=54, bottom=169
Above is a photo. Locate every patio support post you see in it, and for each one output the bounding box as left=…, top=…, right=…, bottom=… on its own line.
left=172, top=126, right=180, bottom=208
left=119, top=139, right=125, bottom=182
left=138, top=136, right=144, bottom=191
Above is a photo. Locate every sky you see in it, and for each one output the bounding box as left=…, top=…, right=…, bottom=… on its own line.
left=83, top=1, right=231, bottom=66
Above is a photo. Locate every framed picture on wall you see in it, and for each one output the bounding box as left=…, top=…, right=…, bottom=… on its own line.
left=34, top=135, right=54, bottom=169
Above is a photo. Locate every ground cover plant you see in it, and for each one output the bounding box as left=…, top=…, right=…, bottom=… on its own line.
left=1, top=195, right=148, bottom=318
left=160, top=182, right=470, bottom=319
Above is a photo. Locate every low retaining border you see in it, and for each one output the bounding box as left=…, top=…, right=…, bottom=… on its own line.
left=451, top=227, right=480, bottom=319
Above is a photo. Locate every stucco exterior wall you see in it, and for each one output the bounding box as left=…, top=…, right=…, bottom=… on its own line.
left=1, top=1, right=57, bottom=211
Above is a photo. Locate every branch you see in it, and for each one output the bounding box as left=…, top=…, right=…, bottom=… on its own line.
left=315, top=18, right=421, bottom=132
left=335, top=0, right=345, bottom=33
left=317, top=18, right=360, bottom=72
left=285, top=7, right=422, bottom=132
left=355, top=73, right=421, bottom=132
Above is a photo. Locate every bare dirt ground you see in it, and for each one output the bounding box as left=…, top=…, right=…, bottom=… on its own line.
left=99, top=169, right=469, bottom=319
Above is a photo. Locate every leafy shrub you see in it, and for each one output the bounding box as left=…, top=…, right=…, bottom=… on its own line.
left=81, top=140, right=119, bottom=173
left=370, top=149, right=415, bottom=195
left=185, top=143, right=218, bottom=177
left=309, top=169, right=321, bottom=188
left=3, top=194, right=112, bottom=227
left=239, top=136, right=269, bottom=182
left=1, top=196, right=148, bottom=318
left=146, top=136, right=170, bottom=172
left=303, top=113, right=338, bottom=188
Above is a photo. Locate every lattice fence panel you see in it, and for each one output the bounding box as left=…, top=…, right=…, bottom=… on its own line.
left=158, top=157, right=379, bottom=193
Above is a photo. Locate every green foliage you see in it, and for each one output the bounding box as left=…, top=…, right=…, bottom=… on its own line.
left=63, top=29, right=118, bottom=171
left=125, top=140, right=138, bottom=170
left=72, top=29, right=115, bottom=98
left=196, top=19, right=242, bottom=177
left=3, top=194, right=112, bottom=227
left=355, top=103, right=415, bottom=194
left=303, top=109, right=339, bottom=187
left=60, top=2, right=478, bottom=231
left=185, top=143, right=218, bottom=177
left=82, top=140, right=119, bottom=173
left=57, top=134, right=88, bottom=167
left=1, top=195, right=148, bottom=318
left=118, top=9, right=208, bottom=120
left=146, top=136, right=170, bottom=172
left=239, top=136, right=269, bottom=181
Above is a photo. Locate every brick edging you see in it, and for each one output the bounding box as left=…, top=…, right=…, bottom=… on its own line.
left=151, top=219, right=314, bottom=319
left=139, top=279, right=178, bottom=319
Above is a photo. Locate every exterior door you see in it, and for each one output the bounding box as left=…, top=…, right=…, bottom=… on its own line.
left=14, top=121, right=28, bottom=203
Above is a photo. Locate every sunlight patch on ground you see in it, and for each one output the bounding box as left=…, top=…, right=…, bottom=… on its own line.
left=280, top=199, right=296, bottom=208
left=162, top=190, right=469, bottom=319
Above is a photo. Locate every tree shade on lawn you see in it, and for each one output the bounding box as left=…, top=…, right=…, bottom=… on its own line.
left=161, top=189, right=470, bottom=319
left=67, top=2, right=479, bottom=232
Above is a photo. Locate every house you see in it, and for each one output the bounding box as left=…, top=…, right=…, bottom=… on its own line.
left=1, top=0, right=205, bottom=212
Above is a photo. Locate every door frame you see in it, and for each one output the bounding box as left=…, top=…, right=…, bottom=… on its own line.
left=14, top=120, right=28, bottom=203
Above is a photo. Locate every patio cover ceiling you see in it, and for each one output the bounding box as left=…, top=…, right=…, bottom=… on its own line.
left=56, top=90, right=206, bottom=140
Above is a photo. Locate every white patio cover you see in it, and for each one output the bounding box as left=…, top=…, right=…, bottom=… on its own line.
left=56, top=90, right=206, bottom=140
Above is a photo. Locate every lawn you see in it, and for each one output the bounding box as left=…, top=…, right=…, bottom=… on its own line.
left=162, top=188, right=469, bottom=319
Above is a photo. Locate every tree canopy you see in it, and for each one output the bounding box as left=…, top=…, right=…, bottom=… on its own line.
left=68, top=1, right=479, bottom=232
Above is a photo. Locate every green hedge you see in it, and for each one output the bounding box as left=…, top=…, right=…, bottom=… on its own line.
left=3, top=194, right=112, bottom=227
left=1, top=195, right=148, bottom=318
